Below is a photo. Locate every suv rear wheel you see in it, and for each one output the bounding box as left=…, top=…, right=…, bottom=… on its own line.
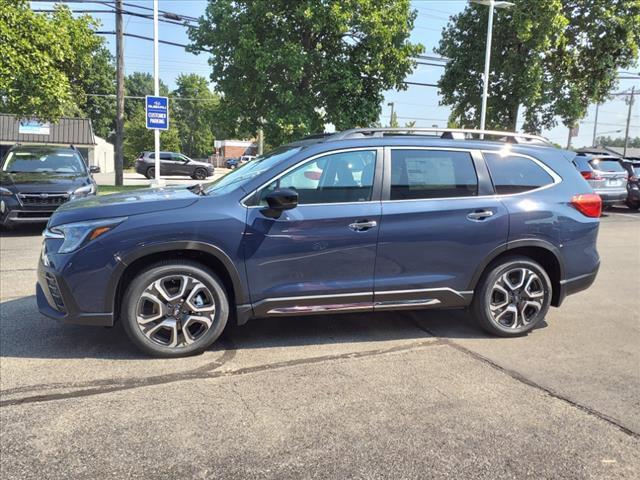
left=472, top=256, right=551, bottom=337
left=145, top=166, right=155, bottom=180
left=121, top=260, right=229, bottom=357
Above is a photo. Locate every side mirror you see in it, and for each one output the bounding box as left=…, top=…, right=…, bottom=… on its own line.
left=89, top=165, right=101, bottom=174
left=261, top=189, right=298, bottom=218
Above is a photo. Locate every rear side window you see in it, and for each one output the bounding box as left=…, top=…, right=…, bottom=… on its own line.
left=390, top=150, right=478, bottom=200
left=589, top=158, right=625, bottom=173
left=484, top=153, right=554, bottom=195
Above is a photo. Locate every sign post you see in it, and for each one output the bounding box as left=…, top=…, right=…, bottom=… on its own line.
left=147, top=0, right=165, bottom=186
left=145, top=95, right=168, bottom=186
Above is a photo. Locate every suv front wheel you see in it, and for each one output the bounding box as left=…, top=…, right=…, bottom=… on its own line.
left=472, top=256, right=551, bottom=337
left=121, top=260, right=229, bottom=357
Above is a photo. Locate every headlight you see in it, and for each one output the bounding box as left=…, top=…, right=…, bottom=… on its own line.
left=0, top=186, right=13, bottom=196
left=71, top=184, right=96, bottom=199
left=46, top=217, right=127, bottom=254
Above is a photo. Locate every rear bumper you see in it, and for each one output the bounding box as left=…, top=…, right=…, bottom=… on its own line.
left=595, top=189, right=627, bottom=205
left=555, top=263, right=599, bottom=307
left=36, top=261, right=114, bottom=327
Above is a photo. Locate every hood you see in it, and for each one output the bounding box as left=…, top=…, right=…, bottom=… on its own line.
left=48, top=186, right=199, bottom=227
left=0, top=171, right=90, bottom=193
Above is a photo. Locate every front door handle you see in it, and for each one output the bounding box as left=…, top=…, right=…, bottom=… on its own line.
left=348, top=220, right=378, bottom=231
left=467, top=210, right=494, bottom=221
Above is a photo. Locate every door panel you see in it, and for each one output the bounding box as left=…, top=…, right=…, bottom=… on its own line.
left=243, top=148, right=382, bottom=315
left=245, top=203, right=381, bottom=315
left=374, top=148, right=508, bottom=305
left=375, top=198, right=508, bottom=293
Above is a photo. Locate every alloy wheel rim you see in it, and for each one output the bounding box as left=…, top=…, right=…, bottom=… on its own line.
left=136, top=275, right=216, bottom=348
left=489, top=267, right=545, bottom=329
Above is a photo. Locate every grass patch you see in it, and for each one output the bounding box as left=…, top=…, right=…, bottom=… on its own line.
left=97, top=185, right=147, bottom=195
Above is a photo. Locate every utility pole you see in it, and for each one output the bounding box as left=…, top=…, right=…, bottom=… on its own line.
left=387, top=102, right=395, bottom=127
left=114, top=0, right=124, bottom=186
left=257, top=128, right=264, bottom=156
left=623, top=86, right=635, bottom=158
left=591, top=103, right=600, bottom=147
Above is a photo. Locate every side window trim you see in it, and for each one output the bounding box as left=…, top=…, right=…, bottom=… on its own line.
left=381, top=147, right=483, bottom=201
left=242, top=147, right=383, bottom=207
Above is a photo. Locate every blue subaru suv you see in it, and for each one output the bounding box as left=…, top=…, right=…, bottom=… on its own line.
left=37, top=129, right=601, bottom=357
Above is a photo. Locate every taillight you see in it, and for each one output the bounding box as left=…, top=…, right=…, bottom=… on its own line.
left=581, top=171, right=602, bottom=181
left=571, top=194, right=602, bottom=218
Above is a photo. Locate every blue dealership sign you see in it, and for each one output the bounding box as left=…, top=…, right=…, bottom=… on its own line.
left=145, top=95, right=169, bottom=130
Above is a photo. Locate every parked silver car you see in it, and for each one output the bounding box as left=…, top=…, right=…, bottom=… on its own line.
left=572, top=154, right=628, bottom=206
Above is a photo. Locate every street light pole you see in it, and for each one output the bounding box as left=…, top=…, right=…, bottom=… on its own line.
left=387, top=102, right=395, bottom=127
left=471, top=1, right=514, bottom=136
left=152, top=0, right=162, bottom=186
left=479, top=2, right=494, bottom=133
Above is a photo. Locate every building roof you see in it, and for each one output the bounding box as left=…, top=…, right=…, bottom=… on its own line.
left=0, top=114, right=95, bottom=146
left=603, top=146, right=640, bottom=159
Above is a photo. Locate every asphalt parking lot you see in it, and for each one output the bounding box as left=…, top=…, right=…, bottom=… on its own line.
left=1, top=208, right=639, bottom=479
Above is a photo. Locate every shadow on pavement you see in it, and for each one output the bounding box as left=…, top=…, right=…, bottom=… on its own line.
left=0, top=294, right=534, bottom=361
left=0, top=224, right=46, bottom=237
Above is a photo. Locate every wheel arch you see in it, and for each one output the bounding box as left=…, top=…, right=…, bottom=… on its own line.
left=469, top=240, right=565, bottom=307
left=111, top=241, right=249, bottom=324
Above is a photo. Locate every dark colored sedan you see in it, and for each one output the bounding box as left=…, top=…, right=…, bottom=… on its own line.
left=135, top=151, right=214, bottom=180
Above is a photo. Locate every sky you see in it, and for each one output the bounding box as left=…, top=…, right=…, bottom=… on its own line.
left=31, top=0, right=640, bottom=148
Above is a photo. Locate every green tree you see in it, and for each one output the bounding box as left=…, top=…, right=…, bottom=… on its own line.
left=596, top=135, right=640, bottom=148
left=436, top=0, right=640, bottom=132
left=0, top=1, right=106, bottom=121
left=172, top=74, right=220, bottom=158
left=79, top=46, right=116, bottom=139
left=189, top=0, right=423, bottom=146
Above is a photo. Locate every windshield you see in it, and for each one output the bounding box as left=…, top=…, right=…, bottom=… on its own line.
left=2, top=149, right=87, bottom=174
left=205, top=146, right=303, bottom=195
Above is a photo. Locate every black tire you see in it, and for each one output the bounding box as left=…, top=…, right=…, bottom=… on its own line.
left=625, top=200, right=640, bottom=211
left=146, top=167, right=155, bottom=180
left=471, top=256, right=551, bottom=337
left=192, top=168, right=207, bottom=180
left=121, top=260, right=229, bottom=358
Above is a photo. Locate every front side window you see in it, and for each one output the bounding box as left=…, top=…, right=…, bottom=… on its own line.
left=390, top=149, right=478, bottom=200
left=258, top=150, right=377, bottom=205
left=2, top=148, right=87, bottom=174
left=484, top=153, right=554, bottom=195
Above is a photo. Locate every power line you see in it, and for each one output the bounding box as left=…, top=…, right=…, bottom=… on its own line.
left=85, top=93, right=218, bottom=102
left=96, top=31, right=209, bottom=52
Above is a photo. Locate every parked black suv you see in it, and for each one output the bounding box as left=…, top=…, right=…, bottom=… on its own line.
left=135, top=151, right=214, bottom=180
left=0, top=145, right=99, bottom=228
left=622, top=159, right=640, bottom=210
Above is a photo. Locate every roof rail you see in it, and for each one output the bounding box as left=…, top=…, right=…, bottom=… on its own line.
left=327, top=127, right=552, bottom=145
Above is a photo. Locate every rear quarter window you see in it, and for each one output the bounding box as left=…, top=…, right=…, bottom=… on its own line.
left=484, top=153, right=555, bottom=195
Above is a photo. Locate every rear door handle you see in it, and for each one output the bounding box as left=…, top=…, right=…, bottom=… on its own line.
left=348, top=220, right=378, bottom=231
left=467, top=210, right=494, bottom=221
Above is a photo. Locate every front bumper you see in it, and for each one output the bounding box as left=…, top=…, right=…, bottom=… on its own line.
left=1, top=207, right=56, bottom=226
left=36, top=259, right=114, bottom=327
